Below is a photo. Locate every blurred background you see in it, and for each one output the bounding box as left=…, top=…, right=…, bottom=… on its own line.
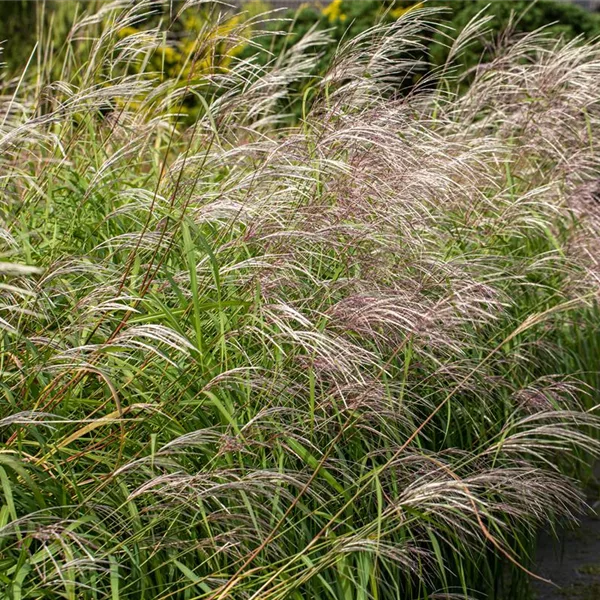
left=2, top=0, right=600, bottom=77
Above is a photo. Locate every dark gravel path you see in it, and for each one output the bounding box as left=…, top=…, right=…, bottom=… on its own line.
left=531, top=510, right=600, bottom=600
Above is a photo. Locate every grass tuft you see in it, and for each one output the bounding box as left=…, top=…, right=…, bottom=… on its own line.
left=1, top=2, right=600, bottom=598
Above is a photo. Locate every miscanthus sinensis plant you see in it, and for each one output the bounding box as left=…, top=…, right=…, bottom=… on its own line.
left=2, top=1, right=600, bottom=598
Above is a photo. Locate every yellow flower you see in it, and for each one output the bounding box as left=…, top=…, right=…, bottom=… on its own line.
left=117, top=26, right=138, bottom=39
left=390, top=2, right=423, bottom=20
left=323, top=0, right=346, bottom=23
left=158, top=45, right=179, bottom=64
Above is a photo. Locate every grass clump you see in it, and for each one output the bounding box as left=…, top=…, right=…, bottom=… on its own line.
left=2, top=1, right=600, bottom=599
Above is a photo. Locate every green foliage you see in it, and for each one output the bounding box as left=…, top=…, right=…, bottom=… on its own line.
left=0, top=1, right=93, bottom=72
left=428, top=0, right=600, bottom=74
left=0, top=1, right=37, bottom=70
left=265, top=1, right=417, bottom=80
left=238, top=0, right=600, bottom=118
